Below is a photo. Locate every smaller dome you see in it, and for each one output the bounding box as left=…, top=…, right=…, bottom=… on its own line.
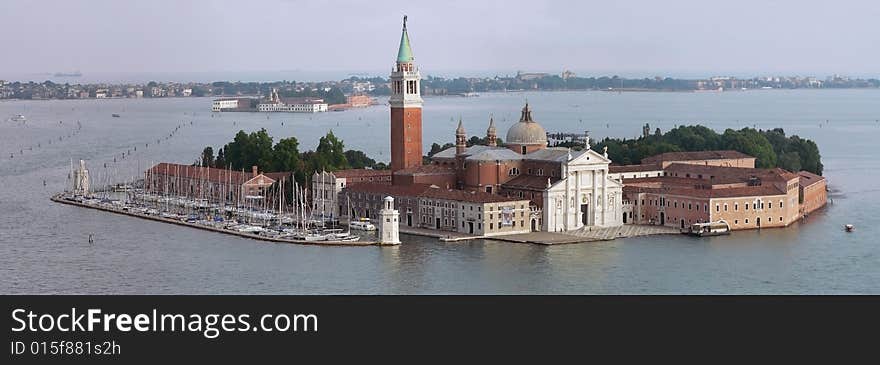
left=505, top=103, right=547, bottom=145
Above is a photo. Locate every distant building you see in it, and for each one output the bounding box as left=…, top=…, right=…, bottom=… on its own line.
left=347, top=94, right=373, bottom=107
left=212, top=97, right=256, bottom=112
left=516, top=71, right=549, bottom=81
left=257, top=88, right=328, bottom=113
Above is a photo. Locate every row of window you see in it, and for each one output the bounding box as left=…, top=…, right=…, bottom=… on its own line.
left=717, top=200, right=783, bottom=212
left=732, top=217, right=785, bottom=225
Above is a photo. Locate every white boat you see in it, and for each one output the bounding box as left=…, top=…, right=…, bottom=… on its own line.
left=686, top=220, right=731, bottom=237
left=235, top=225, right=265, bottom=233
left=349, top=218, right=376, bottom=231
left=845, top=224, right=855, bottom=232
left=303, top=232, right=329, bottom=241
left=8, top=114, right=26, bottom=122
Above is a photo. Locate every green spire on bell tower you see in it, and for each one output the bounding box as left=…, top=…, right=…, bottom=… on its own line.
left=397, top=15, right=414, bottom=63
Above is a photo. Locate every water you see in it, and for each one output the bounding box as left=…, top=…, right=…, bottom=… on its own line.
left=1, top=89, right=878, bottom=294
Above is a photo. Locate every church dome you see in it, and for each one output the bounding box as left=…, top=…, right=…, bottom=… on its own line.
left=505, top=103, right=547, bottom=145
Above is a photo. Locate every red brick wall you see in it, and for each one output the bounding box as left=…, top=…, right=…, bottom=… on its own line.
left=800, top=180, right=827, bottom=215
left=390, top=107, right=422, bottom=172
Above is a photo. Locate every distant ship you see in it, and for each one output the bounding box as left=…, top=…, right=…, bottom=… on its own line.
left=112, top=114, right=121, bottom=118
left=8, top=114, right=26, bottom=122
left=53, top=71, right=83, bottom=78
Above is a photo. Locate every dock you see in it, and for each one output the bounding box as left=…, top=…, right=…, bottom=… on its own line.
left=50, top=194, right=383, bottom=247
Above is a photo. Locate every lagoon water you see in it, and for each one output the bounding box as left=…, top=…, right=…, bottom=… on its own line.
left=1, top=89, right=878, bottom=294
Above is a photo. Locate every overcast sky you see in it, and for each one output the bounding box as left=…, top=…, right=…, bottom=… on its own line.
left=1, top=0, right=878, bottom=80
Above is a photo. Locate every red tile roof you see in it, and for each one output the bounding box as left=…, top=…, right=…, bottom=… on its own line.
left=623, top=184, right=788, bottom=199
left=420, top=187, right=525, bottom=203
left=609, top=163, right=663, bottom=173
left=797, top=171, right=825, bottom=187
left=342, top=183, right=524, bottom=203
left=343, top=183, right=433, bottom=196
left=501, top=174, right=559, bottom=190
left=147, top=163, right=294, bottom=185
left=332, top=169, right=391, bottom=178
left=148, top=163, right=253, bottom=184
left=641, top=150, right=753, bottom=164
left=393, top=164, right=457, bottom=176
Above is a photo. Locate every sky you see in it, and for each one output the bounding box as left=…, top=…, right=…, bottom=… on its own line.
left=1, top=0, right=879, bottom=81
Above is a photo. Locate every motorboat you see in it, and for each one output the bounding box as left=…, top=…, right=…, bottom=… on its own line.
left=845, top=224, right=855, bottom=232
left=8, top=114, right=26, bottom=122
left=349, top=218, right=376, bottom=231
left=686, top=220, right=731, bottom=237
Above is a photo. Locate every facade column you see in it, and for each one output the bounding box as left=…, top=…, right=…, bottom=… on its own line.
left=602, top=169, right=608, bottom=226
left=575, top=169, right=581, bottom=229
left=591, top=169, right=597, bottom=226
left=563, top=171, right=570, bottom=231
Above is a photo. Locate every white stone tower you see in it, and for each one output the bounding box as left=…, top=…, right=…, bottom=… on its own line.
left=378, top=196, right=401, bottom=245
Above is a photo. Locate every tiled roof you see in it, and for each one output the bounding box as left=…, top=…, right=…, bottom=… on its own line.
left=797, top=171, right=825, bottom=187
left=342, top=183, right=524, bottom=203
left=264, top=172, right=293, bottom=182
left=664, top=163, right=798, bottom=183
left=609, top=163, right=663, bottom=173
left=641, top=150, right=753, bottom=164
left=332, top=169, right=392, bottom=178
left=431, top=145, right=495, bottom=159
left=343, top=183, right=433, bottom=196
left=393, top=164, right=456, bottom=176
left=466, top=148, right=523, bottom=161
left=623, top=184, right=788, bottom=199
left=524, top=147, right=578, bottom=162
left=501, top=174, right=559, bottom=190
left=148, top=163, right=256, bottom=184
left=420, top=187, right=526, bottom=203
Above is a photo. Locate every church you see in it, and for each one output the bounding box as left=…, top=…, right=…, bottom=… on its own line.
left=340, top=16, right=624, bottom=235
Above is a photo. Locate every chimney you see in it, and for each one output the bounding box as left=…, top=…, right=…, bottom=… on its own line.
left=252, top=165, right=258, bottom=177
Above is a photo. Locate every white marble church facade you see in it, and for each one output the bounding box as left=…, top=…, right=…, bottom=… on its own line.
left=542, top=149, right=624, bottom=232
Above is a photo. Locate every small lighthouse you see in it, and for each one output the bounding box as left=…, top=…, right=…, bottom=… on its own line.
left=378, top=196, right=401, bottom=245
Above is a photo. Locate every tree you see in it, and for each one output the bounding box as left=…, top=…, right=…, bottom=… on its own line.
left=200, top=147, right=214, bottom=167
left=345, top=150, right=376, bottom=169
left=721, top=128, right=777, bottom=168
left=215, top=147, right=226, bottom=168
left=273, top=137, right=304, bottom=183
left=315, top=131, right=348, bottom=171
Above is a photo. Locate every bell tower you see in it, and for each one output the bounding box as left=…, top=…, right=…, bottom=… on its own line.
left=389, top=15, right=423, bottom=174
left=455, top=118, right=467, bottom=156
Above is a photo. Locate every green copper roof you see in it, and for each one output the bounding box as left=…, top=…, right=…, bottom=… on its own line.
left=397, top=17, right=414, bottom=63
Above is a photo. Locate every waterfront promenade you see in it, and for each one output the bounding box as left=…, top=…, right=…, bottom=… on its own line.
left=401, top=223, right=681, bottom=245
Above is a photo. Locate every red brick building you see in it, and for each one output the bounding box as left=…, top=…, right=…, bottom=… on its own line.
left=145, top=163, right=292, bottom=204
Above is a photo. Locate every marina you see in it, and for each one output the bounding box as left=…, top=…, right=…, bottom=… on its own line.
left=49, top=193, right=379, bottom=246
left=50, top=158, right=384, bottom=245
